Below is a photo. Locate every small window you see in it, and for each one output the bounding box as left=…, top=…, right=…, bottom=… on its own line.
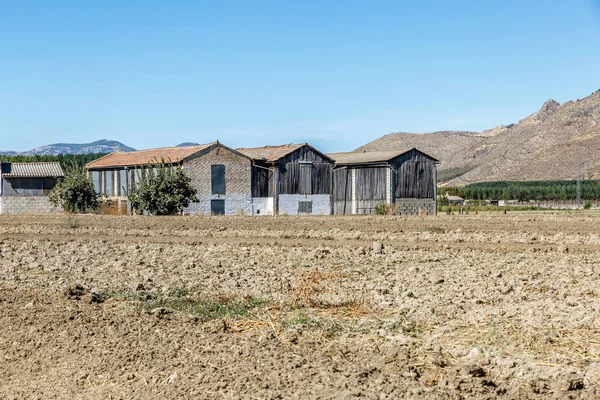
left=119, top=169, right=128, bottom=196
left=298, top=201, right=313, bottom=214
left=104, top=170, right=114, bottom=196
left=90, top=171, right=101, bottom=194
left=211, top=199, right=225, bottom=215
left=211, top=165, right=225, bottom=195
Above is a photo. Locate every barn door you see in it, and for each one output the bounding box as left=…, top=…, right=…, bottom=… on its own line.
left=299, top=162, right=312, bottom=195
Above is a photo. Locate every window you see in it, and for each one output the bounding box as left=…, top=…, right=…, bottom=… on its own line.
left=211, top=199, right=225, bottom=215
left=119, top=169, right=128, bottom=196
left=211, top=165, right=225, bottom=194
left=90, top=171, right=101, bottom=194
left=104, top=170, right=114, bottom=196
left=298, top=201, right=313, bottom=214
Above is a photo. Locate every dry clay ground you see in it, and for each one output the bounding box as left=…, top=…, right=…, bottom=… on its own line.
left=1, top=213, right=600, bottom=399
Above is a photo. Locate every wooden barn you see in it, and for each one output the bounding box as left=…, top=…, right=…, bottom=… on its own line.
left=86, top=142, right=253, bottom=215
left=0, top=162, right=64, bottom=214
left=237, top=144, right=334, bottom=215
left=328, top=148, right=438, bottom=215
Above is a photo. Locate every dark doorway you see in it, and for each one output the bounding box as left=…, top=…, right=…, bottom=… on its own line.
left=211, top=199, right=225, bottom=215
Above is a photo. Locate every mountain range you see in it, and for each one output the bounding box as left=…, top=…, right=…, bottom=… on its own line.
left=0, top=140, right=204, bottom=156
left=0, top=140, right=135, bottom=156
left=358, top=89, right=600, bottom=185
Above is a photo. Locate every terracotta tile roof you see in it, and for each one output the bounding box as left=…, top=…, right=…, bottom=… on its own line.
left=236, top=144, right=306, bottom=162
left=1, top=162, right=64, bottom=178
left=86, top=143, right=214, bottom=169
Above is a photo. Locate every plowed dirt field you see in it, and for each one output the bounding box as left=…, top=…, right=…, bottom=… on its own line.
left=1, top=213, right=600, bottom=399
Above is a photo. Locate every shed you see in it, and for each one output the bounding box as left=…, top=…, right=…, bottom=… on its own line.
left=86, top=142, right=253, bottom=215
left=0, top=162, right=65, bottom=214
left=237, top=143, right=335, bottom=215
left=328, top=148, right=438, bottom=215
left=445, top=193, right=465, bottom=206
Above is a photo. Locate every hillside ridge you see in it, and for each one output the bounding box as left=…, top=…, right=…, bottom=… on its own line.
left=358, top=89, right=600, bottom=184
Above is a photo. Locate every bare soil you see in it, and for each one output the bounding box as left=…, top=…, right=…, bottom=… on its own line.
left=1, top=212, right=600, bottom=399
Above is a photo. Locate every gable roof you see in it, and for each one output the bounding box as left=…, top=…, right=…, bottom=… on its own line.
left=237, top=143, right=335, bottom=163
left=328, top=148, right=439, bottom=165
left=1, top=162, right=64, bottom=178
left=86, top=143, right=216, bottom=169
left=446, top=194, right=464, bottom=201
left=236, top=144, right=306, bottom=162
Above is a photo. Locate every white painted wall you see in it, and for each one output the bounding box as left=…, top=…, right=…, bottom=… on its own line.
left=278, top=194, right=331, bottom=215
left=252, top=197, right=274, bottom=215
left=185, top=194, right=253, bottom=216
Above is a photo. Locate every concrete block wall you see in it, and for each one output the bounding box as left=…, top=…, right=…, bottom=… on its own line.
left=278, top=194, right=331, bottom=215
left=395, top=199, right=437, bottom=216
left=0, top=196, right=63, bottom=214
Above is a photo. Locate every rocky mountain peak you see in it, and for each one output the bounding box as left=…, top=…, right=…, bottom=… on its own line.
left=527, top=99, right=561, bottom=123
left=540, top=99, right=561, bottom=113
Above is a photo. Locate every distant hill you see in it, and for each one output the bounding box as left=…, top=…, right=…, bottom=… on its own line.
left=358, top=89, right=600, bottom=185
left=1, top=139, right=135, bottom=156
left=176, top=142, right=201, bottom=147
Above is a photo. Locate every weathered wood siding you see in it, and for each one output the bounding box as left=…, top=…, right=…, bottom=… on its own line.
left=393, top=149, right=436, bottom=199
left=356, top=166, right=387, bottom=214
left=332, top=166, right=388, bottom=214
left=332, top=149, right=437, bottom=215
left=356, top=167, right=387, bottom=200
left=279, top=162, right=333, bottom=195
left=277, top=146, right=333, bottom=196
left=333, top=168, right=352, bottom=214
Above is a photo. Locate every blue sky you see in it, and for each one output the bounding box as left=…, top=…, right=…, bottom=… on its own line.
left=1, top=0, right=600, bottom=153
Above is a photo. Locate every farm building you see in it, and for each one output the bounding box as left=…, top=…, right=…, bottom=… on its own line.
left=328, top=148, right=438, bottom=215
left=0, top=162, right=64, bottom=214
left=86, top=142, right=253, bottom=215
left=446, top=193, right=465, bottom=206
left=237, top=144, right=335, bottom=215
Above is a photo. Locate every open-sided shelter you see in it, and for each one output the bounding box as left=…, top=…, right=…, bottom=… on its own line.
left=0, top=162, right=64, bottom=214
left=328, top=148, right=438, bottom=215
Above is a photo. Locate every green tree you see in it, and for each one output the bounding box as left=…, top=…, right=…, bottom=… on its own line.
left=128, top=161, right=198, bottom=216
left=48, top=164, right=99, bottom=213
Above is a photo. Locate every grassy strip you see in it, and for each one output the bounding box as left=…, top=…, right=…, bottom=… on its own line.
left=103, top=288, right=267, bottom=321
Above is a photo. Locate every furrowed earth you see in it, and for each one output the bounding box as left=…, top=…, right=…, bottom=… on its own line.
left=1, top=213, right=600, bottom=399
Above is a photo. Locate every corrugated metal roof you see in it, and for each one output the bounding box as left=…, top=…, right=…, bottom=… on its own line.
left=328, top=148, right=415, bottom=165
left=86, top=143, right=215, bottom=169
left=236, top=144, right=306, bottom=162
left=1, top=162, right=64, bottom=177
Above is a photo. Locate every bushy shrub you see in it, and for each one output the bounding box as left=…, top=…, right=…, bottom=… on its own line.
left=375, top=203, right=399, bottom=215
left=128, top=160, right=198, bottom=216
left=49, top=164, right=99, bottom=213
left=584, top=201, right=592, bottom=210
